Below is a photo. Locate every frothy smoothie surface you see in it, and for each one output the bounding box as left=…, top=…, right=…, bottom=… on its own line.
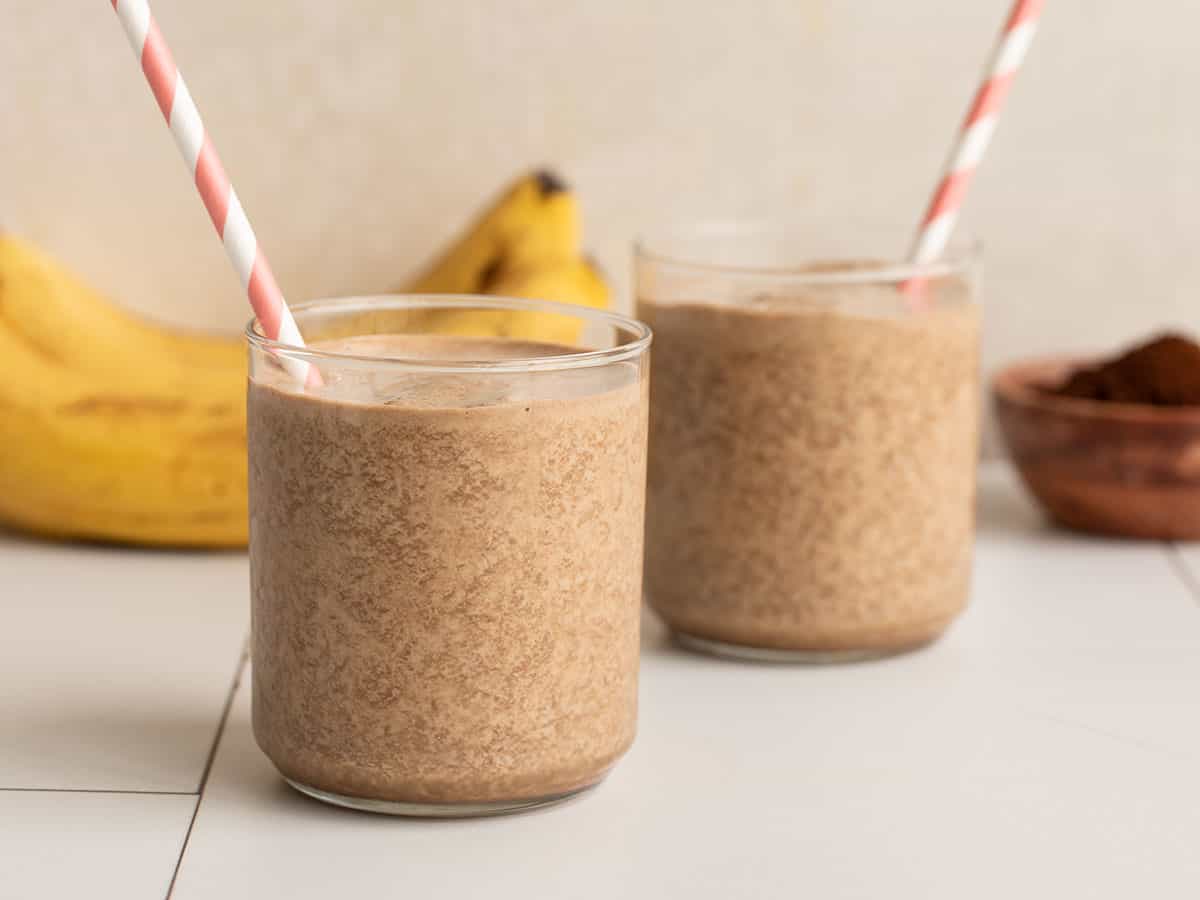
left=248, top=333, right=648, bottom=807
left=257, top=334, right=638, bottom=407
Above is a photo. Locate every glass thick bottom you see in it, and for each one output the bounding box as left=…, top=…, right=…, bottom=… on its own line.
left=283, top=776, right=602, bottom=818
left=671, top=629, right=938, bottom=664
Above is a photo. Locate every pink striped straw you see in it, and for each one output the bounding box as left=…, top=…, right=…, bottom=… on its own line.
left=904, top=0, right=1044, bottom=293
left=109, top=0, right=314, bottom=384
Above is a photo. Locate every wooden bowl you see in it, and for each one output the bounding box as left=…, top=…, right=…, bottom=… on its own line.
left=993, top=356, right=1200, bottom=539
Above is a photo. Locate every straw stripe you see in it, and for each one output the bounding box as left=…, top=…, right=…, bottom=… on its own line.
left=110, top=0, right=313, bottom=385
left=168, top=81, right=204, bottom=170
left=995, top=21, right=1037, bottom=72
left=113, top=0, right=149, bottom=53
left=905, top=0, right=1044, bottom=285
left=966, top=71, right=1016, bottom=123
left=250, top=261, right=285, bottom=338
left=1007, top=2, right=1041, bottom=30
left=140, top=20, right=175, bottom=118
left=222, top=191, right=257, bottom=287
left=950, top=118, right=997, bottom=173
left=924, top=170, right=971, bottom=228
left=194, top=138, right=231, bottom=231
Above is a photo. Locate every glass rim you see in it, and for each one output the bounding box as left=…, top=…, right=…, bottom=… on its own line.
left=245, top=294, right=653, bottom=373
left=634, top=220, right=981, bottom=285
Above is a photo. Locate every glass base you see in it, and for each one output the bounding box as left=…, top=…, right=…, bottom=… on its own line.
left=284, top=776, right=600, bottom=818
left=671, top=629, right=933, bottom=664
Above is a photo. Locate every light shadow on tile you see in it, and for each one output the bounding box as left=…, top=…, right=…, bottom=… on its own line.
left=1, top=536, right=248, bottom=791
left=1, top=790, right=196, bottom=900
left=2, top=707, right=226, bottom=793
left=975, top=463, right=1048, bottom=535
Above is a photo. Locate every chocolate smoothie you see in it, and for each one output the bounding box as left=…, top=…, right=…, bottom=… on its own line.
left=640, top=275, right=979, bottom=657
left=248, top=332, right=648, bottom=811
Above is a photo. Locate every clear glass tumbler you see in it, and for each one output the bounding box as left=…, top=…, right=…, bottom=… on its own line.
left=636, top=223, right=980, bottom=662
left=246, top=295, right=651, bottom=816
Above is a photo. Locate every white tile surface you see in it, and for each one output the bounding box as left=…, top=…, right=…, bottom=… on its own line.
left=173, top=466, right=1200, bottom=899
left=0, top=790, right=195, bottom=900
left=0, top=535, right=247, bottom=791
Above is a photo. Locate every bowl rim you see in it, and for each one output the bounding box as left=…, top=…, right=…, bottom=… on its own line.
left=991, top=355, right=1200, bottom=424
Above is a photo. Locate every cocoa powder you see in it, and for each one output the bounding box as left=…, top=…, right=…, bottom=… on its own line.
left=1052, top=333, right=1200, bottom=406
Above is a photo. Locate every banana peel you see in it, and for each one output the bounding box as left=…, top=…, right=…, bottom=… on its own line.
left=0, top=169, right=610, bottom=547
left=406, top=170, right=578, bottom=294
left=0, top=247, right=248, bottom=546
left=406, top=258, right=608, bottom=345
left=402, top=169, right=602, bottom=343
left=0, top=236, right=243, bottom=386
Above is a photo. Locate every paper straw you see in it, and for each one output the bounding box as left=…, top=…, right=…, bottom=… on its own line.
left=903, top=0, right=1044, bottom=293
left=109, top=0, right=314, bottom=384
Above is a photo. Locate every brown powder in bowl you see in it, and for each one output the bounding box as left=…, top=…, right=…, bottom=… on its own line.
left=1051, top=333, right=1200, bottom=406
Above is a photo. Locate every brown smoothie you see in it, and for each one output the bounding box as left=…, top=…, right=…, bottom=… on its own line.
left=639, top=278, right=980, bottom=655
left=248, top=334, right=648, bottom=807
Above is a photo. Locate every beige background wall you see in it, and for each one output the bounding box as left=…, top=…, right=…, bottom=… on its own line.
left=5, top=1, right=1198, bottom=377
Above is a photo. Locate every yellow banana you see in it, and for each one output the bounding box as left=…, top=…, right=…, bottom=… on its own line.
left=410, top=259, right=608, bottom=345
left=401, top=169, right=608, bottom=342
left=0, top=318, right=247, bottom=546
left=0, top=170, right=608, bottom=548
left=0, top=235, right=242, bottom=386
left=405, top=170, right=579, bottom=294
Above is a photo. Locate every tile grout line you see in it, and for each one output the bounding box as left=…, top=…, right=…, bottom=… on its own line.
left=1165, top=543, right=1200, bottom=610
left=165, top=642, right=249, bottom=900
left=0, top=787, right=196, bottom=796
